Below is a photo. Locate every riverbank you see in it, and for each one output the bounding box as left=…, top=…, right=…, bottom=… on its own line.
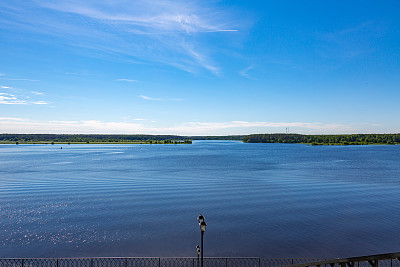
left=0, top=140, right=192, bottom=145
left=244, top=133, right=400, bottom=145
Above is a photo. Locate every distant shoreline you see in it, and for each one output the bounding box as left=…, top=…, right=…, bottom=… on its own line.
left=244, top=133, right=400, bottom=145
left=0, top=134, right=243, bottom=145
left=0, top=141, right=192, bottom=145
left=1, top=133, right=399, bottom=146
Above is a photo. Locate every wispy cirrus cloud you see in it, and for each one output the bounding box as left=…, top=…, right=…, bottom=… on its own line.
left=138, top=95, right=183, bottom=101
left=0, top=92, right=48, bottom=105
left=0, top=0, right=241, bottom=75
left=116, top=79, right=139, bottom=82
left=0, top=93, right=27, bottom=104
left=0, top=78, right=40, bottom=82
left=239, top=65, right=256, bottom=80
left=0, top=79, right=48, bottom=104
left=30, top=100, right=48, bottom=105
left=31, top=91, right=44, bottom=95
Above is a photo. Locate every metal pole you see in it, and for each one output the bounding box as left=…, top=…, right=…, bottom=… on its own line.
left=201, top=231, right=204, bottom=267
left=197, top=253, right=200, bottom=267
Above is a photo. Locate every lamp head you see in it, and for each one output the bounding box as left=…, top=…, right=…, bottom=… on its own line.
left=199, top=220, right=207, bottom=232
left=197, top=214, right=205, bottom=223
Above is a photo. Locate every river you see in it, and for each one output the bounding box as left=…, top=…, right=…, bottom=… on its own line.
left=1, top=141, right=399, bottom=258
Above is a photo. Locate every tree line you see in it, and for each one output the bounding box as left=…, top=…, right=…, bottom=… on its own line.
left=0, top=134, right=192, bottom=144
left=243, top=134, right=400, bottom=145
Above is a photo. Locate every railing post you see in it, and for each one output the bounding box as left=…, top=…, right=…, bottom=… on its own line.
left=158, top=257, right=161, bottom=267
left=57, top=258, right=59, bottom=267
left=225, top=258, right=228, bottom=267
left=258, top=257, right=261, bottom=267
left=21, top=259, right=24, bottom=267
left=368, top=260, right=378, bottom=267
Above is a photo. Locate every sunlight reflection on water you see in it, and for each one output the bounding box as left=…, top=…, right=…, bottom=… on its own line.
left=0, top=141, right=399, bottom=258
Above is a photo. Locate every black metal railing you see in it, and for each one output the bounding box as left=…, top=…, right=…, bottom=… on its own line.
left=0, top=254, right=398, bottom=267
left=0, top=257, right=325, bottom=267
left=282, top=252, right=400, bottom=267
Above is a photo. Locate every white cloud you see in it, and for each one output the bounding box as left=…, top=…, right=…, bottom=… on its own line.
left=0, top=117, right=24, bottom=121
left=0, top=118, right=389, bottom=135
left=0, top=85, right=12, bottom=89
left=138, top=95, right=183, bottom=101
left=138, top=95, right=162, bottom=101
left=0, top=92, right=48, bottom=105
left=172, top=121, right=357, bottom=134
left=0, top=78, right=39, bottom=82
left=240, top=65, right=256, bottom=80
left=32, top=91, right=44, bottom=95
left=0, top=93, right=27, bottom=104
left=0, top=0, right=240, bottom=75
left=116, top=79, right=138, bottom=82
left=31, top=100, right=48, bottom=105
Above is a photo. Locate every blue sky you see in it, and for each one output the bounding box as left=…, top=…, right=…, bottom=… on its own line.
left=1, top=0, right=399, bottom=135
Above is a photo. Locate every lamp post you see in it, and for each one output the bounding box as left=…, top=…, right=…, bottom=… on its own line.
left=197, top=214, right=207, bottom=267
left=196, top=245, right=200, bottom=267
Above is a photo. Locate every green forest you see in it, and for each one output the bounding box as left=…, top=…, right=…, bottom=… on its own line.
left=0, top=134, right=243, bottom=144
left=1, top=133, right=398, bottom=145
left=0, top=134, right=192, bottom=144
left=243, top=134, right=400, bottom=145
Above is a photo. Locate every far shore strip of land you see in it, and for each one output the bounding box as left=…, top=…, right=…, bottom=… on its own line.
left=0, top=133, right=399, bottom=145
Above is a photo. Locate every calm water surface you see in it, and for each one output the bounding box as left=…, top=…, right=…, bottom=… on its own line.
left=1, top=141, right=399, bottom=258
